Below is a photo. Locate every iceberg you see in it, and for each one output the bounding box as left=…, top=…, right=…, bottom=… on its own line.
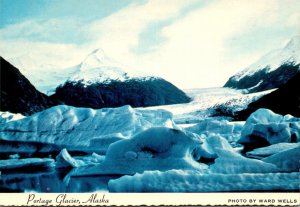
left=0, top=105, right=175, bottom=153
left=262, top=147, right=300, bottom=172
left=70, top=127, right=207, bottom=176
left=246, top=143, right=300, bottom=159
left=0, top=158, right=55, bottom=172
left=238, top=109, right=300, bottom=146
left=197, top=134, right=236, bottom=160
left=186, top=119, right=243, bottom=142
left=209, top=149, right=280, bottom=174
left=108, top=170, right=300, bottom=192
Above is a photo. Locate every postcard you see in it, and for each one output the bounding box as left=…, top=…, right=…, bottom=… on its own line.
left=0, top=0, right=299, bottom=206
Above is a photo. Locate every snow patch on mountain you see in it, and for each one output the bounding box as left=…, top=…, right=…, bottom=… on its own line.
left=232, top=36, right=300, bottom=82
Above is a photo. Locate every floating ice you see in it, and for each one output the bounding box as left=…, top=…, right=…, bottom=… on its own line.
left=262, top=147, right=300, bottom=172
left=0, top=158, right=55, bottom=172
left=239, top=108, right=300, bottom=145
left=71, top=127, right=207, bottom=176
left=246, top=143, right=300, bottom=159
left=0, top=105, right=175, bottom=152
left=108, top=170, right=300, bottom=192
left=209, top=148, right=280, bottom=174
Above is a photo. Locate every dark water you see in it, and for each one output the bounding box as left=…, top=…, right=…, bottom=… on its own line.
left=0, top=168, right=121, bottom=193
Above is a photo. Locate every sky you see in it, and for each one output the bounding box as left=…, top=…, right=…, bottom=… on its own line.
left=0, top=0, right=300, bottom=89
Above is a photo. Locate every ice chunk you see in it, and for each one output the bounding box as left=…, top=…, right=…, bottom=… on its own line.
left=186, top=119, right=243, bottom=142
left=9, top=154, right=20, bottom=159
left=239, top=109, right=300, bottom=146
left=0, top=158, right=55, bottom=172
left=197, top=134, right=235, bottom=159
left=246, top=143, right=300, bottom=159
left=262, top=147, right=300, bottom=172
left=108, top=170, right=300, bottom=192
left=209, top=148, right=280, bottom=173
left=0, top=111, right=25, bottom=124
left=71, top=127, right=207, bottom=176
left=56, top=149, right=83, bottom=168
left=56, top=149, right=105, bottom=168
left=0, top=105, right=175, bottom=152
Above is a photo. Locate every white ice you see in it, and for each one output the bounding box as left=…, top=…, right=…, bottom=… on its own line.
left=0, top=111, right=25, bottom=124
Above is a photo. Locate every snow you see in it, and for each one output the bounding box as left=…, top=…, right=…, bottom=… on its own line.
left=239, top=108, right=300, bottom=145
left=71, top=49, right=128, bottom=83
left=108, top=170, right=300, bottom=192
left=246, top=143, right=300, bottom=159
left=0, top=158, right=55, bottom=171
left=0, top=105, right=175, bottom=152
left=262, top=147, right=300, bottom=172
left=0, top=111, right=25, bottom=124
left=232, top=35, right=300, bottom=81
left=70, top=127, right=207, bottom=176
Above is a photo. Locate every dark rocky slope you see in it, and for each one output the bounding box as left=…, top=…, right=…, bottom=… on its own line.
left=224, top=62, right=300, bottom=93
left=50, top=77, right=191, bottom=108
left=236, top=72, right=300, bottom=120
left=0, top=56, right=57, bottom=115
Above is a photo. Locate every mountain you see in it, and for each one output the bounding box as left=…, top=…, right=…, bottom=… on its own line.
left=50, top=77, right=191, bottom=109
left=236, top=72, right=300, bottom=120
left=224, top=36, right=300, bottom=93
left=50, top=48, right=191, bottom=108
left=0, top=56, right=58, bottom=115
left=9, top=52, right=78, bottom=95
left=71, top=48, right=130, bottom=83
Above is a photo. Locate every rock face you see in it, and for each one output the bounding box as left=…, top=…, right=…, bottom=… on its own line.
left=50, top=77, right=191, bottom=108
left=236, top=72, right=300, bottom=119
left=224, top=36, right=300, bottom=93
left=0, top=56, right=57, bottom=115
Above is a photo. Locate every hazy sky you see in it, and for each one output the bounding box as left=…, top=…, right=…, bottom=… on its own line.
left=1, top=0, right=300, bottom=89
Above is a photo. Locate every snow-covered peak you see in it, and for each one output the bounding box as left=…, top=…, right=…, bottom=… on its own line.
left=79, top=48, right=124, bottom=72
left=232, top=36, right=300, bottom=81
left=70, top=48, right=148, bottom=84
left=284, top=35, right=300, bottom=51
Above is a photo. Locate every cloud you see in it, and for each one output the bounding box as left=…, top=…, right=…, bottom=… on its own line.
left=0, top=0, right=299, bottom=89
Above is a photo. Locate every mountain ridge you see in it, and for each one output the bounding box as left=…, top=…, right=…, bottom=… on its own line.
left=224, top=36, right=300, bottom=93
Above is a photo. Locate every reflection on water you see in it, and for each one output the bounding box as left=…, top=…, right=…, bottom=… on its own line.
left=0, top=168, right=121, bottom=193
